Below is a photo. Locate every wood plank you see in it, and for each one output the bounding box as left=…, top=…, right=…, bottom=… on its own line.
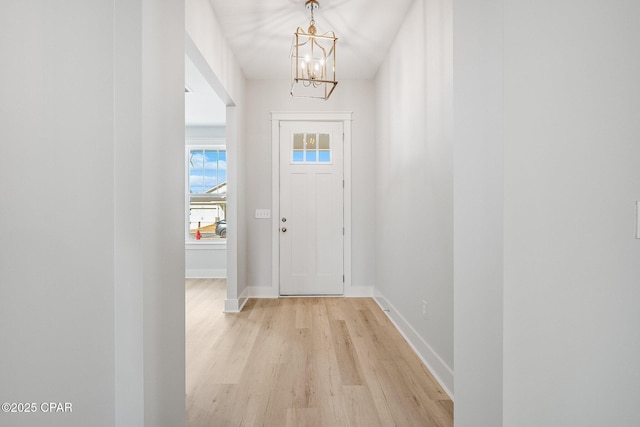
left=286, top=408, right=320, bottom=427
left=186, top=280, right=453, bottom=427
left=341, top=385, right=383, bottom=427
left=329, top=319, right=365, bottom=386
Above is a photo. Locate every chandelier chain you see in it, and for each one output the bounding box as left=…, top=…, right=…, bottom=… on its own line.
left=309, top=3, right=315, bottom=26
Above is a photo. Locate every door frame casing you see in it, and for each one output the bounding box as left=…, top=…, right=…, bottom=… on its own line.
left=271, top=111, right=353, bottom=296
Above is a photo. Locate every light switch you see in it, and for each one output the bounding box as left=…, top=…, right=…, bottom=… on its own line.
left=255, top=209, right=271, bottom=219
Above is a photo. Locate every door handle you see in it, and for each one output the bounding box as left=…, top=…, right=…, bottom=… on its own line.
left=281, top=227, right=287, bottom=232
left=282, top=217, right=287, bottom=222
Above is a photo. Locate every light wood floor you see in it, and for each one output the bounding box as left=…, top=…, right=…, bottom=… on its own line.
left=186, top=279, right=453, bottom=427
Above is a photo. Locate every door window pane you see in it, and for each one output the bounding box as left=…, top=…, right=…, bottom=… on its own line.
left=319, top=134, right=330, bottom=150
left=318, top=150, right=331, bottom=162
left=293, top=150, right=304, bottom=162
left=291, top=132, right=332, bottom=164
left=305, top=151, right=317, bottom=162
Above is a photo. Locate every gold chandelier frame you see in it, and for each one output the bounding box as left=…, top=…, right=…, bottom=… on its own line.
left=290, top=0, right=338, bottom=100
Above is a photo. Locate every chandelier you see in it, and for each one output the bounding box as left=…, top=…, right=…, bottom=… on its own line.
left=290, top=0, right=338, bottom=100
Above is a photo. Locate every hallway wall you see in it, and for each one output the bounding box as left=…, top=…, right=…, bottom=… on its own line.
left=454, top=0, right=640, bottom=425
left=0, top=1, right=186, bottom=426
left=502, top=0, right=640, bottom=425
left=0, top=3, right=117, bottom=425
left=373, top=0, right=454, bottom=394
left=452, top=0, right=504, bottom=424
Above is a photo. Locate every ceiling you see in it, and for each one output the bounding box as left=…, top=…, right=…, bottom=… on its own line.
left=186, top=0, right=414, bottom=126
left=206, top=0, right=415, bottom=80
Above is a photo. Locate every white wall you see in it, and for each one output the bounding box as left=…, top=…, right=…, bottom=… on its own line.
left=185, top=0, right=244, bottom=107
left=185, top=245, right=227, bottom=278
left=454, top=0, right=640, bottom=425
left=0, top=2, right=115, bottom=425
left=0, top=1, right=185, bottom=426
left=185, top=126, right=226, bottom=139
left=502, top=0, right=640, bottom=425
left=374, top=0, right=454, bottom=394
left=452, top=0, right=504, bottom=424
left=186, top=0, right=248, bottom=310
left=244, top=79, right=376, bottom=296
left=139, top=1, right=185, bottom=425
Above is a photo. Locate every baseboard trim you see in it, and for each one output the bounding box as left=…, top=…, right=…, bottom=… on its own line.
left=186, top=268, right=226, bottom=279
left=247, top=286, right=373, bottom=298
left=373, top=291, right=454, bottom=399
left=224, top=287, right=249, bottom=313
left=344, top=286, right=374, bottom=297
left=248, top=286, right=279, bottom=298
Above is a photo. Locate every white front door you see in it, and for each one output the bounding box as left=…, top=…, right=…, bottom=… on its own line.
left=279, top=121, right=344, bottom=295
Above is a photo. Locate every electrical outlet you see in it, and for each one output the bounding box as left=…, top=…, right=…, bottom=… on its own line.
left=421, top=300, right=428, bottom=319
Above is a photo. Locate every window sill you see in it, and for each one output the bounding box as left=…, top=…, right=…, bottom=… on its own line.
left=185, top=241, right=227, bottom=250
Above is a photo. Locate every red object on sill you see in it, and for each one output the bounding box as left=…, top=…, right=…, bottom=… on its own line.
left=195, top=230, right=201, bottom=240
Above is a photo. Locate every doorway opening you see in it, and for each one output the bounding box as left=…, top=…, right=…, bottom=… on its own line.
left=185, top=52, right=228, bottom=279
